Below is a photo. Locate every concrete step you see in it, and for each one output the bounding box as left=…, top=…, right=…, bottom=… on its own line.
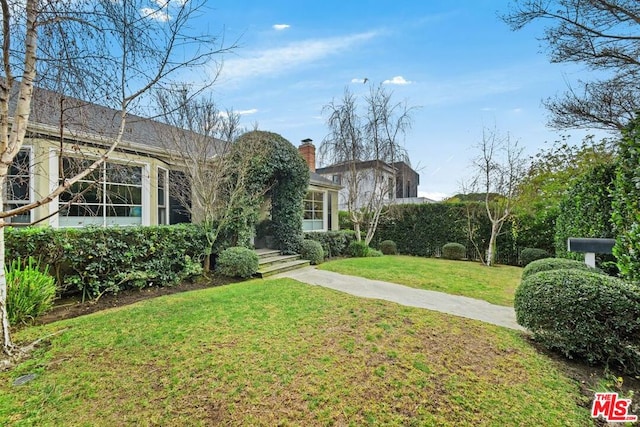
left=256, top=259, right=310, bottom=278
left=258, top=254, right=301, bottom=267
left=255, top=248, right=281, bottom=260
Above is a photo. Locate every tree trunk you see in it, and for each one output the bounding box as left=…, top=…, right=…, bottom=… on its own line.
left=0, top=187, right=13, bottom=357
left=486, top=222, right=499, bottom=267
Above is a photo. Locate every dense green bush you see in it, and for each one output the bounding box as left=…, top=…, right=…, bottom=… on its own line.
left=554, top=163, right=616, bottom=262
left=367, top=249, right=383, bottom=257
left=442, top=243, right=466, bottom=260
left=5, top=224, right=209, bottom=299
left=379, top=240, right=397, bottom=255
left=348, top=241, right=370, bottom=257
left=521, top=258, right=602, bottom=280
left=6, top=258, right=56, bottom=325
left=216, top=247, right=259, bottom=278
left=301, top=240, right=324, bottom=265
left=515, top=269, right=640, bottom=374
left=612, top=117, right=640, bottom=282
left=303, top=230, right=356, bottom=258
left=520, top=248, right=550, bottom=266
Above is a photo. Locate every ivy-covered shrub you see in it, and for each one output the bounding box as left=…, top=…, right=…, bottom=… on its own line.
left=521, top=257, right=602, bottom=280
left=442, top=243, right=466, bottom=260
left=612, top=117, right=640, bottom=282
left=238, top=131, right=310, bottom=255
left=303, top=231, right=356, bottom=258
left=379, top=240, right=397, bottom=255
left=6, top=257, right=56, bottom=325
left=520, top=248, right=550, bottom=267
left=5, top=224, right=209, bottom=299
left=515, top=269, right=640, bottom=374
left=301, top=240, right=324, bottom=265
left=216, top=247, right=259, bottom=278
left=554, top=163, right=616, bottom=263
left=348, top=241, right=370, bottom=257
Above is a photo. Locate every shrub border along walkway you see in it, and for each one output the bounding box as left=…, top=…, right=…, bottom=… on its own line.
left=275, top=267, right=523, bottom=330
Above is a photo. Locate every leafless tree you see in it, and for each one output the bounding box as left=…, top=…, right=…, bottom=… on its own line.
left=470, top=127, right=525, bottom=266
left=0, top=0, right=233, bottom=362
left=503, top=0, right=640, bottom=131
left=319, top=85, right=413, bottom=245
left=154, top=88, right=266, bottom=271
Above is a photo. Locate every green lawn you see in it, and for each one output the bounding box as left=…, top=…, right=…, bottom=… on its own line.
left=319, top=255, right=522, bottom=306
left=0, top=279, right=592, bottom=426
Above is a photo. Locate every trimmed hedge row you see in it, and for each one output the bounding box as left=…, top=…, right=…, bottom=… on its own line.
left=515, top=269, right=640, bottom=375
left=521, top=258, right=602, bottom=280
left=303, top=230, right=356, bottom=258
left=5, top=224, right=209, bottom=299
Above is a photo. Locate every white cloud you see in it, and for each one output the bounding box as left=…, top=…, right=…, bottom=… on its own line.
left=140, top=6, right=171, bottom=21
left=236, top=108, right=258, bottom=115
left=351, top=78, right=368, bottom=83
left=512, top=107, right=523, bottom=113
left=383, top=76, right=412, bottom=85
left=221, top=31, right=379, bottom=81
left=273, top=24, right=291, bottom=31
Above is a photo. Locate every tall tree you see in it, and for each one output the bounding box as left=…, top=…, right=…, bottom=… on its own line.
left=503, top=0, right=640, bottom=131
left=154, top=88, right=266, bottom=270
left=470, top=127, right=525, bottom=266
left=0, top=0, right=232, bottom=361
left=320, top=85, right=413, bottom=245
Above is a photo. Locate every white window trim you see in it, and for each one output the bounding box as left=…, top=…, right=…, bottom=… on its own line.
left=157, top=166, right=169, bottom=225
left=49, top=148, right=151, bottom=228
left=5, top=145, right=34, bottom=225
left=302, top=188, right=328, bottom=232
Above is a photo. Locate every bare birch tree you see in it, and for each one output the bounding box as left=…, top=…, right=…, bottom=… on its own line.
left=470, top=127, right=525, bottom=266
left=320, top=85, right=412, bottom=245
left=0, top=0, right=233, bottom=361
left=154, top=88, right=266, bottom=271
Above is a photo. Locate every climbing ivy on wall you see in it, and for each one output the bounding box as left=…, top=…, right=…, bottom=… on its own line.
left=236, top=131, right=310, bottom=254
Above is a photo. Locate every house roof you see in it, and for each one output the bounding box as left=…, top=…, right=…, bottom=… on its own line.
left=14, top=85, right=223, bottom=155
left=316, top=159, right=397, bottom=175
left=309, top=171, right=342, bottom=189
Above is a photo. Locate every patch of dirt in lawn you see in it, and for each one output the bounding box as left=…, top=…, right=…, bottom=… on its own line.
left=32, top=274, right=241, bottom=326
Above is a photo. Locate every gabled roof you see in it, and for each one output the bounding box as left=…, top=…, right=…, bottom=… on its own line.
left=309, top=171, right=342, bottom=189
left=316, top=159, right=396, bottom=175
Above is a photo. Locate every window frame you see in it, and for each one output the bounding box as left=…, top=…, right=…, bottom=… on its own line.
left=4, top=146, right=33, bottom=225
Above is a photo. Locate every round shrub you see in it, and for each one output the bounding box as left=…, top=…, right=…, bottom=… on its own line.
left=301, top=240, right=324, bottom=265
left=367, top=249, right=383, bottom=257
left=515, top=269, right=640, bottom=374
left=348, top=241, right=370, bottom=257
left=6, top=257, right=56, bottom=325
left=379, top=240, right=397, bottom=255
left=520, top=248, right=549, bottom=267
left=521, top=257, right=602, bottom=280
left=442, top=243, right=466, bottom=260
left=216, top=247, right=259, bottom=278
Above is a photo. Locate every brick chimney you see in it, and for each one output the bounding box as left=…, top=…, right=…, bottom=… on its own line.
left=298, top=138, right=316, bottom=172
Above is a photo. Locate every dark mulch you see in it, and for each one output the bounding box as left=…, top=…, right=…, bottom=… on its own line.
left=32, top=274, right=241, bottom=326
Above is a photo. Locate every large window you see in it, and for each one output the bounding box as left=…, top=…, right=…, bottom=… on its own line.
left=4, top=148, right=31, bottom=224
left=158, top=167, right=168, bottom=225
left=58, top=157, right=142, bottom=227
left=303, top=190, right=325, bottom=231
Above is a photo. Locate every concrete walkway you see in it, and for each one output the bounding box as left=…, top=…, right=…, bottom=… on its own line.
left=274, top=267, right=525, bottom=331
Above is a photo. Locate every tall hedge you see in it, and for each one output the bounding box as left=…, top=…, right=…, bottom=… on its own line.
left=554, top=163, right=616, bottom=261
left=5, top=224, right=209, bottom=299
left=373, top=203, right=518, bottom=264
left=612, top=117, right=640, bottom=282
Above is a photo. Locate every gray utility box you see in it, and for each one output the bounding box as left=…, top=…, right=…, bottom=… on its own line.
left=567, top=237, right=615, bottom=268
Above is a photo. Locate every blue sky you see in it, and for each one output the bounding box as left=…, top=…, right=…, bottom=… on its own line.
left=192, top=0, right=610, bottom=199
